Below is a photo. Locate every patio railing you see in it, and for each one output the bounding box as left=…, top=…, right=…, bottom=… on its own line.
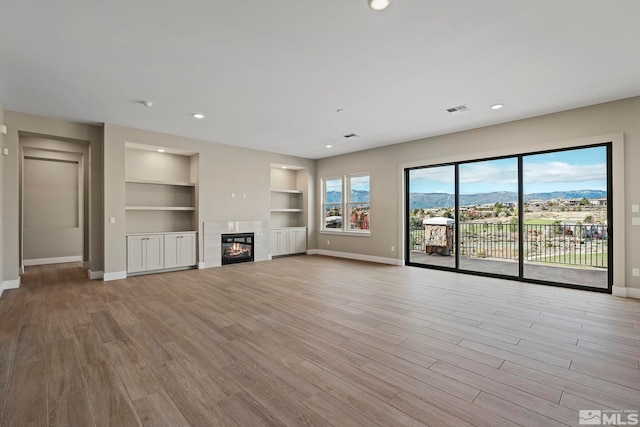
left=409, top=222, right=608, bottom=268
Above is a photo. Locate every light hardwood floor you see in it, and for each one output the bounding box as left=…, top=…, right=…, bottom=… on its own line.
left=1, top=255, right=639, bottom=426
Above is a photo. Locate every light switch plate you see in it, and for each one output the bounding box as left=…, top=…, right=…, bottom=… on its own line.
left=633, top=268, right=640, bottom=277
left=633, top=217, right=640, bottom=226
left=633, top=204, right=640, bottom=213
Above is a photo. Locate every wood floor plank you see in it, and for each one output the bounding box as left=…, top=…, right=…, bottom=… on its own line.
left=14, top=324, right=45, bottom=367
left=472, top=391, right=566, bottom=427
left=388, top=390, right=476, bottom=427
left=90, top=310, right=128, bottom=343
left=104, top=340, right=162, bottom=401
left=82, top=360, right=141, bottom=427
left=219, top=392, right=287, bottom=427
left=1, top=360, right=46, bottom=427
left=132, top=390, right=191, bottom=427
left=48, top=389, right=95, bottom=427
left=150, top=360, right=238, bottom=426
left=46, top=338, right=85, bottom=400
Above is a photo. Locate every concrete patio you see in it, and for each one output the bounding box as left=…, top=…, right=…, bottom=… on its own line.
left=409, top=251, right=608, bottom=289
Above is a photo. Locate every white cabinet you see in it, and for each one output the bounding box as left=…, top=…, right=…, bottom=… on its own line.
left=164, top=232, right=197, bottom=269
left=289, top=227, right=307, bottom=254
left=127, top=234, right=164, bottom=273
left=270, top=227, right=306, bottom=256
left=270, top=229, right=290, bottom=256
left=127, top=232, right=196, bottom=274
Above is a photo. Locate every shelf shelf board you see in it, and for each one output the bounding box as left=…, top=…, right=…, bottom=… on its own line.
left=126, top=179, right=195, bottom=187
left=270, top=189, right=303, bottom=194
left=270, top=208, right=303, bottom=212
left=126, top=206, right=195, bottom=211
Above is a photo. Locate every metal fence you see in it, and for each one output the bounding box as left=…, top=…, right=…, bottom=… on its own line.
left=409, top=222, right=608, bottom=268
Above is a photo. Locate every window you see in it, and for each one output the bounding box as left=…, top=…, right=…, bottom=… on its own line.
left=322, top=173, right=370, bottom=232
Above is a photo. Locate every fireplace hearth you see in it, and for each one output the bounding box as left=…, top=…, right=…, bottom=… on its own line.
left=221, top=233, right=254, bottom=265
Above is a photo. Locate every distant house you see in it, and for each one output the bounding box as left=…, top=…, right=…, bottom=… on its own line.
left=590, top=198, right=607, bottom=206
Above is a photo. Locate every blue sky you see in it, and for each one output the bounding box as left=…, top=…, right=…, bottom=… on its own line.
left=409, top=146, right=607, bottom=194
left=326, top=175, right=370, bottom=193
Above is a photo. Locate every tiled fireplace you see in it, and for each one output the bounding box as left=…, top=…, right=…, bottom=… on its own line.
left=203, top=221, right=268, bottom=268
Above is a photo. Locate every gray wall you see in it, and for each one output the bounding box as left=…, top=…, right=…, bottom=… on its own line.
left=103, top=124, right=316, bottom=276
left=0, top=104, right=4, bottom=286
left=2, top=111, right=103, bottom=280
left=315, top=96, right=640, bottom=291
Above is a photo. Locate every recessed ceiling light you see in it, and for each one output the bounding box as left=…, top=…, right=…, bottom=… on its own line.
left=157, top=148, right=165, bottom=153
left=192, top=113, right=205, bottom=119
left=369, top=0, right=390, bottom=11
left=141, top=100, right=153, bottom=107
left=490, top=103, right=504, bottom=110
left=326, top=145, right=333, bottom=148
left=336, top=108, right=345, bottom=113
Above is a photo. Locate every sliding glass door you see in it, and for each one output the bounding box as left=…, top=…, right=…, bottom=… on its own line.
left=522, top=146, right=609, bottom=289
left=405, top=143, right=611, bottom=291
left=407, top=165, right=456, bottom=269
left=458, top=158, right=519, bottom=277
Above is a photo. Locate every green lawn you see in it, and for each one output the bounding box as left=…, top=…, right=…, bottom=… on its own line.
left=529, top=252, right=608, bottom=267
left=523, top=218, right=558, bottom=225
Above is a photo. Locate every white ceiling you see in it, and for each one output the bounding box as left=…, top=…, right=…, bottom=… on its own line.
left=1, top=1, right=639, bottom=159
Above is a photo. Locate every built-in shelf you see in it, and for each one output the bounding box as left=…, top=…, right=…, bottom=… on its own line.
left=270, top=208, right=303, bottom=212
left=126, top=179, right=195, bottom=187
left=126, top=206, right=195, bottom=211
left=271, top=189, right=303, bottom=194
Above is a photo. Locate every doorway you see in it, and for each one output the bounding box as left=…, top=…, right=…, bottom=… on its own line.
left=19, top=136, right=89, bottom=271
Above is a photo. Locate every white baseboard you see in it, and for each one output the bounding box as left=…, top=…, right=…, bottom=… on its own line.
left=198, top=262, right=206, bottom=269
left=23, top=255, right=82, bottom=266
left=88, top=270, right=104, bottom=280
left=103, top=271, right=127, bottom=281
left=1, top=278, right=21, bottom=296
left=308, top=249, right=403, bottom=266
left=613, top=286, right=640, bottom=299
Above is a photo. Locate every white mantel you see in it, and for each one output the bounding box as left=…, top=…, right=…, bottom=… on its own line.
left=202, top=221, right=269, bottom=268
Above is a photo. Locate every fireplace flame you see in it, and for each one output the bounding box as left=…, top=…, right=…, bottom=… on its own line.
left=226, top=242, right=250, bottom=258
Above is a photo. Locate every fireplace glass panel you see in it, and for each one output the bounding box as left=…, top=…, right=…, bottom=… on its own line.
left=221, top=233, right=254, bottom=265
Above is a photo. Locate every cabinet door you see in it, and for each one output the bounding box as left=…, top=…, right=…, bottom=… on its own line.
left=270, top=230, right=280, bottom=256
left=290, top=228, right=307, bottom=254
left=127, top=236, right=147, bottom=273
left=164, top=234, right=180, bottom=269
left=278, top=230, right=290, bottom=255
left=179, top=233, right=197, bottom=267
left=146, top=234, right=164, bottom=271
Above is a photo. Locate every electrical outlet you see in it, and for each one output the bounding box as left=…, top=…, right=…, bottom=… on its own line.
left=109, top=216, right=116, bottom=224
left=326, top=240, right=330, bottom=245
left=391, top=246, right=395, bottom=252
left=633, top=217, right=640, bottom=226
left=633, top=204, right=640, bottom=213
left=633, top=268, right=640, bottom=277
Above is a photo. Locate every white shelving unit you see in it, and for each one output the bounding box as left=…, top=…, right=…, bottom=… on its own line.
left=125, top=147, right=199, bottom=274
left=270, top=166, right=308, bottom=256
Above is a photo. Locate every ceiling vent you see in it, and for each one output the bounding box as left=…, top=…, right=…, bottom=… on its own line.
left=446, top=105, right=470, bottom=114
left=343, top=133, right=361, bottom=139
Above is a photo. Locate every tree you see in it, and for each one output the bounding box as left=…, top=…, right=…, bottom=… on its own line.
left=584, top=215, right=594, bottom=224
left=442, top=209, right=454, bottom=219
left=580, top=197, right=590, bottom=206
left=509, top=216, right=518, bottom=232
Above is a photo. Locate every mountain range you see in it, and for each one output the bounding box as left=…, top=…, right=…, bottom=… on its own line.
left=324, top=189, right=607, bottom=209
